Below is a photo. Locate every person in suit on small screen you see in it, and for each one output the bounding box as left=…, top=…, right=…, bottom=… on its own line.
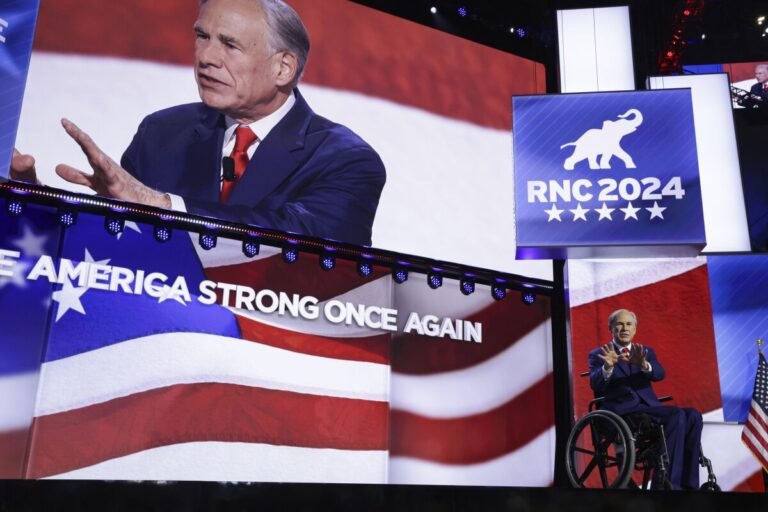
left=588, top=309, right=703, bottom=490
left=750, top=64, right=768, bottom=102
left=11, top=0, right=386, bottom=246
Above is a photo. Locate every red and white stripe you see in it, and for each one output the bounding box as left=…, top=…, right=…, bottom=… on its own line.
left=388, top=278, right=555, bottom=485
left=28, top=251, right=394, bottom=481
left=0, top=372, right=39, bottom=478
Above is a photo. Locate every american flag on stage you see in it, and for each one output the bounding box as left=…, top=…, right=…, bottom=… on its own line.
left=742, top=351, right=768, bottom=473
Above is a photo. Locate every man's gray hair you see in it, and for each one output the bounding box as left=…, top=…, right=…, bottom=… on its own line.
left=757, top=64, right=768, bottom=72
left=201, top=0, right=310, bottom=87
left=608, top=309, right=637, bottom=328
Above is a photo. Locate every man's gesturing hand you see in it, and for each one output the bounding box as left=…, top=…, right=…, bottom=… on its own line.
left=597, top=343, right=628, bottom=370
left=55, top=119, right=171, bottom=209
left=628, top=343, right=650, bottom=371
left=10, top=148, right=39, bottom=184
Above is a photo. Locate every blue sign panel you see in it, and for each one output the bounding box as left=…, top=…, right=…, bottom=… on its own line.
left=513, top=90, right=705, bottom=259
left=0, top=0, right=40, bottom=180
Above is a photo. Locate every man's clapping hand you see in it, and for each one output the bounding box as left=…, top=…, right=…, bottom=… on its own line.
left=628, top=343, right=650, bottom=371
left=597, top=343, right=628, bottom=370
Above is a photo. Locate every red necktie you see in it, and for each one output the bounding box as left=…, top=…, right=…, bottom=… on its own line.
left=620, top=347, right=629, bottom=358
left=220, top=125, right=258, bottom=203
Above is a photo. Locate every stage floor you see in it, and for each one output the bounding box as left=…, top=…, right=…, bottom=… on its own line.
left=1, top=481, right=767, bottom=512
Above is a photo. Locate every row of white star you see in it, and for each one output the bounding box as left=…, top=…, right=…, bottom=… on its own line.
left=544, top=202, right=667, bottom=222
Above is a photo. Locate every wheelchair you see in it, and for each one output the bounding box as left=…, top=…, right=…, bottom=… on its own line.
left=564, top=390, right=720, bottom=490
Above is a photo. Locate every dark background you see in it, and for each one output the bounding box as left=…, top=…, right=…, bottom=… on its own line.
left=355, top=0, right=768, bottom=90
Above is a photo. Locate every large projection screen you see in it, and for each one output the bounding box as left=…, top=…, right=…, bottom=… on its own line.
left=2, top=0, right=558, bottom=486
left=13, top=0, right=550, bottom=278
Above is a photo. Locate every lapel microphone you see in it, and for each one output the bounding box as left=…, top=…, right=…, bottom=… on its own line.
left=222, top=156, right=236, bottom=182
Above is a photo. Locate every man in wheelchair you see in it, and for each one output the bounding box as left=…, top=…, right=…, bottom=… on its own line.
left=588, top=309, right=704, bottom=490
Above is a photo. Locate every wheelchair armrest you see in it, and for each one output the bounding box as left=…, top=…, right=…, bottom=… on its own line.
left=588, top=396, right=605, bottom=412
left=579, top=370, right=672, bottom=410
left=581, top=370, right=603, bottom=411
left=588, top=395, right=672, bottom=412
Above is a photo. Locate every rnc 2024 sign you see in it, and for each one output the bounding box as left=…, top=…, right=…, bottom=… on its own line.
left=513, top=90, right=705, bottom=259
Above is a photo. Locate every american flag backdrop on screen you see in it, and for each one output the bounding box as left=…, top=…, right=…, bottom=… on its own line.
left=742, top=351, right=768, bottom=473
left=18, top=212, right=555, bottom=484
left=0, top=207, right=61, bottom=478
left=388, top=281, right=554, bottom=486
left=24, top=213, right=392, bottom=481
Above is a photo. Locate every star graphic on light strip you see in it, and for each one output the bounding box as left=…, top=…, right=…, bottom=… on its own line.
left=545, top=204, right=564, bottom=222
left=569, top=203, right=589, bottom=221
left=11, top=224, right=48, bottom=258
left=0, top=259, right=31, bottom=290
left=52, top=278, right=88, bottom=322
left=116, top=221, right=142, bottom=241
left=595, top=202, right=615, bottom=221
left=646, top=201, right=667, bottom=220
left=83, top=248, right=111, bottom=267
left=620, top=202, right=640, bottom=220
left=51, top=248, right=111, bottom=322
left=157, top=285, right=189, bottom=306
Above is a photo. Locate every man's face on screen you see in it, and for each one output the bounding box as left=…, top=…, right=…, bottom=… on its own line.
left=194, top=0, right=285, bottom=123
left=610, top=311, right=636, bottom=347
left=755, top=66, right=768, bottom=84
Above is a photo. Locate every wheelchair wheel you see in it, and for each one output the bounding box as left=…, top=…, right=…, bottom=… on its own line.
left=566, top=410, right=636, bottom=489
left=700, top=481, right=721, bottom=492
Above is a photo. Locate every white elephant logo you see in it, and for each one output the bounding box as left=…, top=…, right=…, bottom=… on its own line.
left=560, top=108, right=643, bottom=170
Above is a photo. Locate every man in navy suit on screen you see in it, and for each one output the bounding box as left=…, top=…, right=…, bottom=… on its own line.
left=12, top=0, right=385, bottom=246
left=749, top=64, right=768, bottom=103
left=588, top=309, right=703, bottom=490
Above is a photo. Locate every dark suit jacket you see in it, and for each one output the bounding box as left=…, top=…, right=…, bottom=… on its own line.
left=588, top=344, right=665, bottom=415
left=750, top=82, right=768, bottom=102
left=120, top=89, right=386, bottom=246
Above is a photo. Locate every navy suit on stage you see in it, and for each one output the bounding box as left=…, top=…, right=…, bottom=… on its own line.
left=120, top=89, right=386, bottom=246
left=750, top=82, right=768, bottom=103
left=588, top=344, right=703, bottom=490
